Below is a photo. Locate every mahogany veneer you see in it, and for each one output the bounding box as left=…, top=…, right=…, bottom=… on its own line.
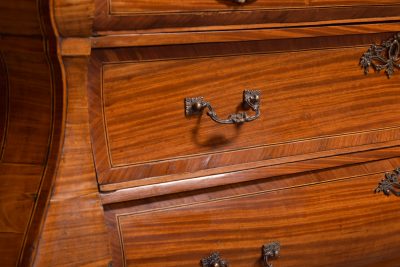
left=105, top=157, right=400, bottom=266
left=89, top=41, right=400, bottom=187
left=1, top=0, right=400, bottom=267
left=116, top=172, right=400, bottom=267
left=93, top=3, right=400, bottom=32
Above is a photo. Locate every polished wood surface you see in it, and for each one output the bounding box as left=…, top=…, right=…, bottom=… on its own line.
left=1, top=38, right=52, bottom=164
left=100, top=145, right=400, bottom=203
left=2, top=0, right=400, bottom=266
left=0, top=1, right=42, bottom=36
left=91, top=23, right=400, bottom=48
left=0, top=52, right=7, bottom=157
left=54, top=0, right=94, bottom=37
left=89, top=35, right=400, bottom=186
left=0, top=36, right=58, bottom=266
left=0, top=164, right=43, bottom=267
left=94, top=2, right=400, bottom=32
left=0, top=2, right=64, bottom=266
left=60, top=38, right=92, bottom=56
left=103, top=48, right=398, bottom=164
left=111, top=0, right=400, bottom=14
left=105, top=158, right=400, bottom=267
left=34, top=58, right=112, bottom=267
left=122, top=174, right=400, bottom=267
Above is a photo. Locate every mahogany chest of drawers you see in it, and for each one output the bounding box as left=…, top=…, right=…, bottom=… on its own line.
left=1, top=0, right=400, bottom=266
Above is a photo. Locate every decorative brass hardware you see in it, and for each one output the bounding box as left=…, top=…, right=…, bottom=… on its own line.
left=201, top=252, right=228, bottom=267
left=375, top=168, right=400, bottom=197
left=228, top=0, right=257, bottom=3
left=200, top=241, right=280, bottom=267
left=185, top=90, right=261, bottom=124
left=360, top=33, right=400, bottom=78
left=262, top=242, right=280, bottom=267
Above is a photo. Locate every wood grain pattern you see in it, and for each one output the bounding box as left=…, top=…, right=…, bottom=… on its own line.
left=0, top=164, right=44, bottom=233
left=105, top=157, right=400, bottom=214
left=89, top=36, right=400, bottom=186
left=99, top=131, right=400, bottom=192
left=60, top=38, right=92, bottom=56
left=18, top=2, right=66, bottom=263
left=0, top=36, right=56, bottom=266
left=3, top=1, right=400, bottom=266
left=0, top=37, right=52, bottom=164
left=54, top=0, right=94, bottom=37
left=104, top=158, right=400, bottom=267
left=33, top=57, right=112, bottom=267
left=0, top=1, right=65, bottom=266
left=100, top=145, right=400, bottom=203
left=0, top=52, right=8, bottom=160
left=0, top=233, right=24, bottom=267
left=102, top=49, right=400, bottom=165
left=111, top=0, right=400, bottom=14
left=0, top=1, right=41, bottom=35
left=104, top=157, right=400, bottom=265
left=94, top=3, right=400, bottom=32
left=91, top=23, right=400, bottom=48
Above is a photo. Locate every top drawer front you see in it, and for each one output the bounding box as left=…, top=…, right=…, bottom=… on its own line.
left=111, top=0, right=399, bottom=14
left=89, top=32, right=400, bottom=187
left=95, top=2, right=400, bottom=31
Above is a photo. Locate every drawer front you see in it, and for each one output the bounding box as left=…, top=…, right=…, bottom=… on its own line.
left=109, top=169, right=400, bottom=267
left=89, top=32, right=400, bottom=186
left=94, top=1, right=400, bottom=31
left=110, top=0, right=399, bottom=14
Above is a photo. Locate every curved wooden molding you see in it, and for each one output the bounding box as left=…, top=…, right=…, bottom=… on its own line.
left=0, top=1, right=65, bottom=266
left=0, top=52, right=9, bottom=160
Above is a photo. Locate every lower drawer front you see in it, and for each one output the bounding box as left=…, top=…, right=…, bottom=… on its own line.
left=116, top=172, right=400, bottom=267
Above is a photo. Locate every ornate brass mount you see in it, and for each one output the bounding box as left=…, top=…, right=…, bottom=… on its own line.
left=375, top=168, right=400, bottom=197
left=200, top=242, right=280, bottom=267
left=360, top=33, right=400, bottom=78
left=185, top=90, right=261, bottom=124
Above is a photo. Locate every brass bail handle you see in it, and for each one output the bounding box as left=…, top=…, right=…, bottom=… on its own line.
left=185, top=90, right=261, bottom=125
left=200, top=242, right=280, bottom=267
